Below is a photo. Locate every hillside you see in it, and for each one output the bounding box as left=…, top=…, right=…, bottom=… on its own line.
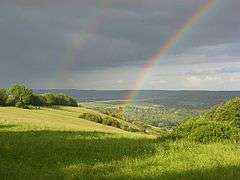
left=0, top=107, right=141, bottom=134
left=172, top=97, right=240, bottom=143
left=1, top=104, right=240, bottom=179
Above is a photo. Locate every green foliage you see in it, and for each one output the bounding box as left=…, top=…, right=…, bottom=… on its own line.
left=78, top=111, right=161, bottom=133
left=42, top=93, right=78, bottom=107
left=78, top=112, right=121, bottom=128
left=5, top=95, right=16, bottom=106
left=204, top=97, right=240, bottom=127
left=62, top=94, right=78, bottom=107
left=7, top=84, right=33, bottom=107
left=0, top=88, right=7, bottom=106
left=79, top=112, right=103, bottom=123
left=83, top=102, right=200, bottom=129
left=190, top=123, right=239, bottom=143
left=30, top=94, right=47, bottom=106
left=15, top=101, right=29, bottom=109
left=132, top=120, right=148, bottom=132
left=1, top=99, right=240, bottom=179
left=172, top=119, right=240, bottom=143
left=119, top=124, right=138, bottom=132
left=172, top=98, right=240, bottom=143
left=0, top=84, right=78, bottom=108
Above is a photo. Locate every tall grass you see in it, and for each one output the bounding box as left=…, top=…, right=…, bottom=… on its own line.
left=0, top=107, right=240, bottom=179
left=1, top=128, right=240, bottom=179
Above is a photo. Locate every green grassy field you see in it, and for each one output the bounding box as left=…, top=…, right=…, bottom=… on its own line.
left=0, top=107, right=240, bottom=179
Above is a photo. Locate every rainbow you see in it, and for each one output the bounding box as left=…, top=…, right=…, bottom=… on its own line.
left=123, top=0, right=218, bottom=104
left=54, top=0, right=112, bottom=87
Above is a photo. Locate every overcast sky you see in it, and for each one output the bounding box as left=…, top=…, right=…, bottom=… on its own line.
left=0, top=0, right=240, bottom=90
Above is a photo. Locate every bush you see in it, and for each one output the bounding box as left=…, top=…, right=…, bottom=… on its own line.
left=79, top=112, right=121, bottom=128
left=79, top=113, right=103, bottom=123
left=15, top=101, right=29, bottom=109
left=0, top=88, right=7, bottom=106
left=42, top=93, right=78, bottom=107
left=30, top=94, right=47, bottom=106
left=118, top=123, right=142, bottom=132
left=132, top=121, right=148, bottom=132
left=102, top=116, right=120, bottom=128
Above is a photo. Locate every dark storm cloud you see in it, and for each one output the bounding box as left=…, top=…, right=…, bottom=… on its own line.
left=0, top=0, right=239, bottom=88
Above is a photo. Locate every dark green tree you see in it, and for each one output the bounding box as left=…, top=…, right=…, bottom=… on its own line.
left=30, top=94, right=47, bottom=106
left=42, top=93, right=78, bottom=107
left=42, top=93, right=57, bottom=106
left=0, top=88, right=7, bottom=106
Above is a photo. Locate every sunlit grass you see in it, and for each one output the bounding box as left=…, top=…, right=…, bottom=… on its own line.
left=0, top=107, right=239, bottom=179
left=0, top=107, right=127, bottom=133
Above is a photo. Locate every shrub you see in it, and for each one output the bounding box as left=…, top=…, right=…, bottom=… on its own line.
left=79, top=112, right=121, bottom=129
left=42, top=93, right=78, bottom=107
left=79, top=113, right=103, bottom=123
left=132, top=121, right=148, bottom=132
left=15, top=101, right=29, bottom=109
left=30, top=94, right=47, bottom=106
left=118, top=124, right=134, bottom=132
left=102, top=116, right=120, bottom=128
left=42, top=93, right=58, bottom=106
left=0, top=88, right=7, bottom=106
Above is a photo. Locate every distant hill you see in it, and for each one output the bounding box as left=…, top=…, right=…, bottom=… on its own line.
left=34, top=89, right=240, bottom=108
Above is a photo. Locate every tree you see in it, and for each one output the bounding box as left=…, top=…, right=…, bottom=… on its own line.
left=42, top=93, right=57, bottom=106
left=0, top=88, right=7, bottom=106
left=30, top=94, right=47, bottom=106
left=7, top=84, right=33, bottom=107
left=42, top=93, right=78, bottom=107
left=0, top=84, right=78, bottom=107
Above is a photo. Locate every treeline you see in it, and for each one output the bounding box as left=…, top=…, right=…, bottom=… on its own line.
left=0, top=84, right=78, bottom=108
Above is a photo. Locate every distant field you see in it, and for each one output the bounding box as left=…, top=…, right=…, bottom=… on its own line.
left=0, top=107, right=240, bottom=179
left=82, top=101, right=202, bottom=128
left=34, top=89, right=240, bottom=108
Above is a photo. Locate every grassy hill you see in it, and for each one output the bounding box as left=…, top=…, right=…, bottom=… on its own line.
left=0, top=107, right=127, bottom=133
left=172, top=97, right=240, bottom=143
left=1, top=105, right=240, bottom=179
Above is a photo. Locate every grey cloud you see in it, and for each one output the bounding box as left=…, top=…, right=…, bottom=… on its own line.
left=188, top=66, right=240, bottom=75
left=0, top=0, right=240, bottom=89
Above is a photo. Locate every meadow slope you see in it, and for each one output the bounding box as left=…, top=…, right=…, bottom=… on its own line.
left=0, top=107, right=240, bottom=180
left=0, top=107, right=133, bottom=133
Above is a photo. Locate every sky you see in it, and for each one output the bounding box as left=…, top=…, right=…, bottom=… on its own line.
left=0, top=0, right=240, bottom=90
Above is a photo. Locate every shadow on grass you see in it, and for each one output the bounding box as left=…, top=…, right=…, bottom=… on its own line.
left=0, top=130, right=157, bottom=179
left=115, top=165, right=240, bottom=180
left=0, top=124, right=17, bottom=129
left=1, top=130, right=239, bottom=180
